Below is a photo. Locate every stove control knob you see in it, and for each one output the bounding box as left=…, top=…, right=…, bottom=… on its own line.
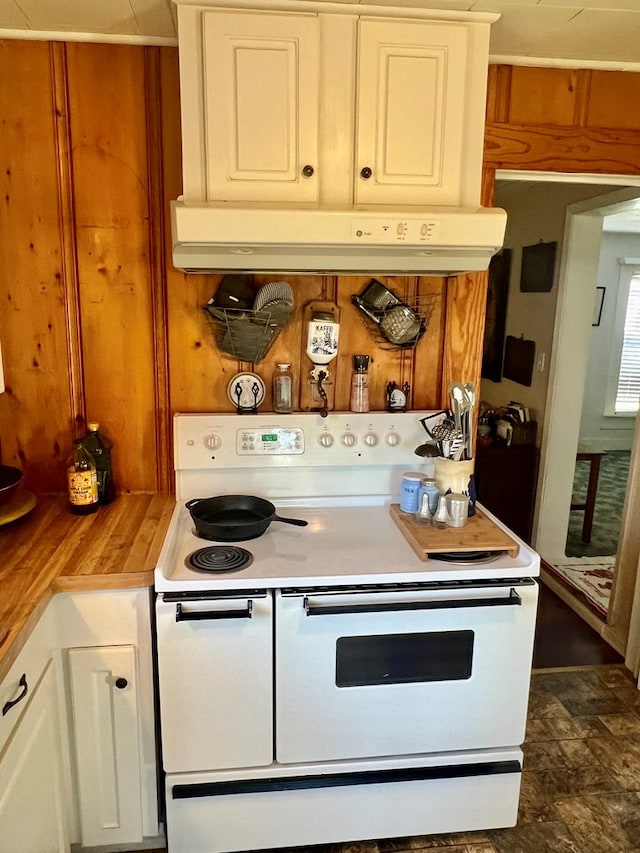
left=386, top=431, right=401, bottom=446
left=341, top=432, right=357, bottom=447
left=319, top=432, right=334, bottom=448
left=363, top=431, right=378, bottom=447
left=204, top=433, right=222, bottom=451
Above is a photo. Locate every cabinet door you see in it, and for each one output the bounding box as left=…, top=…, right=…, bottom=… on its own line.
left=0, top=661, right=68, bottom=853
left=68, top=645, right=142, bottom=848
left=355, top=19, right=468, bottom=206
left=203, top=10, right=319, bottom=203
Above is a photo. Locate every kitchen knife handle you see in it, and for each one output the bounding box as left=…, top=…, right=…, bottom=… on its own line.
left=175, top=601, right=253, bottom=621
left=303, top=589, right=522, bottom=616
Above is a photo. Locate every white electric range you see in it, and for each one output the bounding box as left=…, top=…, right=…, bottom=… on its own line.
left=154, top=412, right=540, bottom=853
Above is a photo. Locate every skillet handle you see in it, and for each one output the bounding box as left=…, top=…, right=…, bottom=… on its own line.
left=273, top=516, right=308, bottom=528
left=185, top=499, right=202, bottom=511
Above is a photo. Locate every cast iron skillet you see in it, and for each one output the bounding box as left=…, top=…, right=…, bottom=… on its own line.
left=185, top=494, right=308, bottom=542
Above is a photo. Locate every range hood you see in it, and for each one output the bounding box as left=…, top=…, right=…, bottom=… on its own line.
left=171, top=201, right=507, bottom=276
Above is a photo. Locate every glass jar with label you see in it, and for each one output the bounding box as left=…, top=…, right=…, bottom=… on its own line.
left=67, top=439, right=99, bottom=515
left=273, top=363, right=293, bottom=414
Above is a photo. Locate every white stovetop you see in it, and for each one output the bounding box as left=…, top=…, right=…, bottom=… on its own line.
left=154, top=496, right=540, bottom=592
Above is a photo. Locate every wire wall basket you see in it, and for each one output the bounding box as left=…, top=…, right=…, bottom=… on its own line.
left=351, top=280, right=438, bottom=351
left=204, top=304, right=292, bottom=363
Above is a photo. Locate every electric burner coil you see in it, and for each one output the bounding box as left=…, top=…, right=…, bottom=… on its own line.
left=186, top=546, right=253, bottom=573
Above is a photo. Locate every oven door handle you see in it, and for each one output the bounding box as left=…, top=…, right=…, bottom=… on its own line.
left=303, top=588, right=522, bottom=616
left=175, top=600, right=253, bottom=621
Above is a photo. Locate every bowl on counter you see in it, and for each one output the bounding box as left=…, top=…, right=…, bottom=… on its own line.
left=0, top=465, right=23, bottom=504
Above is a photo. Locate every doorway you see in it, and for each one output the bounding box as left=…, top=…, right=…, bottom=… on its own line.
left=483, top=173, right=640, bottom=659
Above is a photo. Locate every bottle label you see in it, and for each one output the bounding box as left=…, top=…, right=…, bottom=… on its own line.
left=68, top=469, right=98, bottom=506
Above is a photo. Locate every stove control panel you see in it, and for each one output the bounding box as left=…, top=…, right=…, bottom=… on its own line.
left=236, top=427, right=305, bottom=455
left=175, top=411, right=440, bottom=471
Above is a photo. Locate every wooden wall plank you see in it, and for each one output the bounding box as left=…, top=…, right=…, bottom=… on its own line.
left=411, top=277, right=446, bottom=411
left=51, top=42, right=86, bottom=438
left=441, top=272, right=488, bottom=403
left=506, top=67, right=580, bottom=127
left=485, top=64, right=511, bottom=125
left=336, top=275, right=405, bottom=413
left=484, top=124, right=640, bottom=175
left=65, top=43, right=158, bottom=492
left=586, top=71, right=640, bottom=130
left=146, top=47, right=172, bottom=493
left=255, top=274, right=326, bottom=412
left=0, top=40, right=73, bottom=491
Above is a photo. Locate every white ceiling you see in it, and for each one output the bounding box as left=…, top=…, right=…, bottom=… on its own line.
left=1, top=0, right=639, bottom=70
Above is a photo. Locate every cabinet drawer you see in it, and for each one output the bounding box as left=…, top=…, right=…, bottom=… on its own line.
left=0, top=604, right=55, bottom=754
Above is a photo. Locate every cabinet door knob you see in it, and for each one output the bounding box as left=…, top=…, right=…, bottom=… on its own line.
left=115, top=677, right=128, bottom=690
left=360, top=166, right=373, bottom=180
left=301, top=164, right=314, bottom=177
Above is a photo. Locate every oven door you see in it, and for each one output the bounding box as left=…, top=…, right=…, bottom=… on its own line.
left=275, top=580, right=538, bottom=764
left=156, top=590, right=273, bottom=773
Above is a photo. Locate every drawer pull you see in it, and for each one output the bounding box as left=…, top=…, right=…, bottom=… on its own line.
left=175, top=601, right=253, bottom=621
left=115, top=677, right=128, bottom=689
left=2, top=673, right=28, bottom=716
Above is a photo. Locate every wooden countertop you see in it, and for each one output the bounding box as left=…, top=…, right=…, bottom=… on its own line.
left=0, top=492, right=175, bottom=680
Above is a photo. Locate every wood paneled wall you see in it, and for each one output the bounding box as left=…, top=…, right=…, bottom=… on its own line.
left=1, top=44, right=639, bottom=497
left=485, top=66, right=640, bottom=174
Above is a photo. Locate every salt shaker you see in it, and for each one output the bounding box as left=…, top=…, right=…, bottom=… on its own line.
left=414, top=492, right=432, bottom=525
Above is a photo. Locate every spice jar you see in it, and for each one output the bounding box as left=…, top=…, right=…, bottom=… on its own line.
left=273, top=363, right=293, bottom=414
left=350, top=355, right=370, bottom=413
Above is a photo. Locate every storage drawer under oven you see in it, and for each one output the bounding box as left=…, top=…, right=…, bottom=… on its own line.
left=156, top=590, right=273, bottom=773
left=165, top=749, right=523, bottom=853
left=275, top=580, right=538, bottom=764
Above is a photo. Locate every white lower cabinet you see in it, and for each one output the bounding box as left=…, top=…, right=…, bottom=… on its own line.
left=0, top=589, right=159, bottom=852
left=68, top=645, right=143, bottom=847
left=0, top=660, right=69, bottom=853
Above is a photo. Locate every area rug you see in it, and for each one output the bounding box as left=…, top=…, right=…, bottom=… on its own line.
left=546, top=557, right=615, bottom=616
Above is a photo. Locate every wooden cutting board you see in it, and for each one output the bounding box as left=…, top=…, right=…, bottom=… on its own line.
left=389, top=503, right=520, bottom=561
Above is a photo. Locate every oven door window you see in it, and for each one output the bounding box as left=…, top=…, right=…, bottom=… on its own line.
left=336, top=630, right=474, bottom=687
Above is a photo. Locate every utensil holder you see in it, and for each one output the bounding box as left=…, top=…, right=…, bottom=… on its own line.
left=434, top=457, right=476, bottom=516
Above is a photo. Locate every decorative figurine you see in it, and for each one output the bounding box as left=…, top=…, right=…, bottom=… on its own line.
left=386, top=381, right=410, bottom=412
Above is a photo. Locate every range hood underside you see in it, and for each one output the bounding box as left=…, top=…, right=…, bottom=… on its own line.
left=171, top=202, right=507, bottom=276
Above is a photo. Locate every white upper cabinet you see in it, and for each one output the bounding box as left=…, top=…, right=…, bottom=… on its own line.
left=355, top=19, right=469, bottom=206
left=176, top=1, right=496, bottom=209
left=201, top=9, right=320, bottom=203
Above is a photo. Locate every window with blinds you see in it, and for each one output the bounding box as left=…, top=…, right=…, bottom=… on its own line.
left=614, top=273, right=640, bottom=414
